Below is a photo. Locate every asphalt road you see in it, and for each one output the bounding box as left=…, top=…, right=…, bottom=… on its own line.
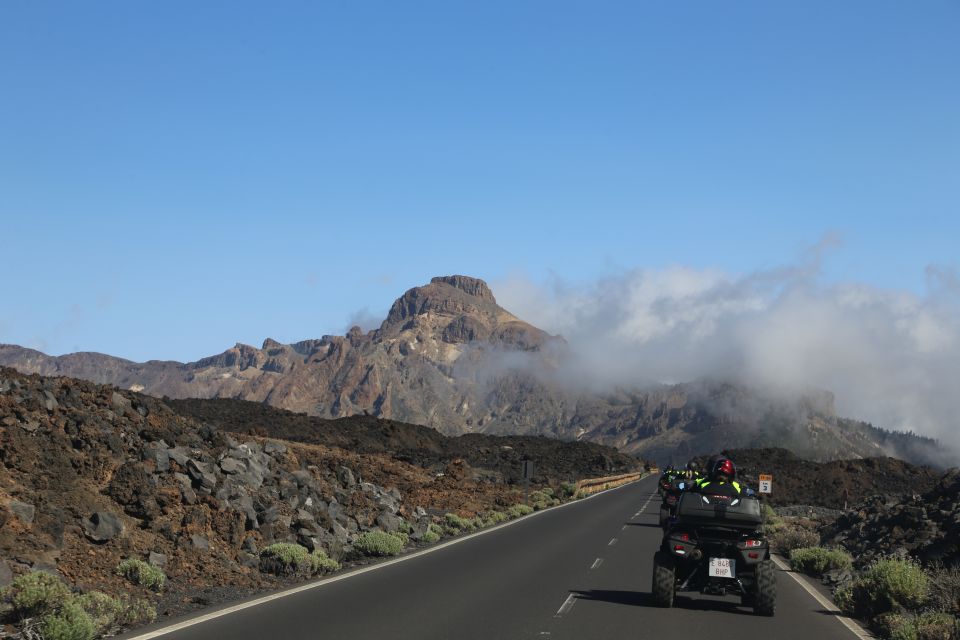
left=127, top=475, right=860, bottom=640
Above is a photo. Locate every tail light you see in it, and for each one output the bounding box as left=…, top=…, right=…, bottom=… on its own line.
left=742, top=539, right=763, bottom=548
left=748, top=552, right=760, bottom=559
left=673, top=545, right=686, bottom=555
left=676, top=532, right=690, bottom=541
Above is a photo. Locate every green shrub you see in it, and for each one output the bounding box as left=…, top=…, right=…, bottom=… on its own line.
left=529, top=490, right=558, bottom=510
left=444, top=513, right=475, bottom=532
left=309, top=550, right=340, bottom=574
left=422, top=523, right=442, bottom=544
left=353, top=531, right=404, bottom=557
left=391, top=531, right=410, bottom=547
left=915, top=612, right=957, bottom=640
left=485, top=511, right=509, bottom=526
left=113, top=597, right=157, bottom=626
left=40, top=599, right=95, bottom=640
left=2, top=571, right=71, bottom=617
left=74, top=591, right=122, bottom=632
left=116, top=558, right=166, bottom=591
left=558, top=482, right=578, bottom=499
left=789, top=547, right=854, bottom=576
left=839, top=558, right=929, bottom=619
left=769, top=524, right=819, bottom=553
left=876, top=612, right=918, bottom=640
left=873, top=612, right=957, bottom=640
left=397, top=519, right=413, bottom=534
left=259, top=543, right=312, bottom=576
left=926, top=563, right=960, bottom=615
left=507, top=504, right=534, bottom=518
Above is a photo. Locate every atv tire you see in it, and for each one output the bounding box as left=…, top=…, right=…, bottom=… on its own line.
left=753, top=560, right=777, bottom=616
left=658, top=507, right=670, bottom=528
left=652, top=551, right=676, bottom=608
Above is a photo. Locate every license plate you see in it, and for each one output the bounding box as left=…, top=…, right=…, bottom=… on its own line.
left=709, top=558, right=735, bottom=578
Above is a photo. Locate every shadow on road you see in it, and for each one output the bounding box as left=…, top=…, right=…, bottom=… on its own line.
left=572, top=589, right=651, bottom=607
left=572, top=590, right=753, bottom=616
left=623, top=521, right=662, bottom=528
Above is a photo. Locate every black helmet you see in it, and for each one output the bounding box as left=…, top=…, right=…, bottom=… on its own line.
left=686, top=461, right=700, bottom=472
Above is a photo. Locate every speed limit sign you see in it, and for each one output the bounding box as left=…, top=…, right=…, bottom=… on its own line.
left=759, top=474, right=773, bottom=494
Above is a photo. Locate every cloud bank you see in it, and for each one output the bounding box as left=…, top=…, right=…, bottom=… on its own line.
left=494, top=257, right=960, bottom=444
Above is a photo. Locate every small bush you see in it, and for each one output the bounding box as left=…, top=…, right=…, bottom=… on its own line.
left=74, top=591, right=122, bottom=632
left=926, top=563, right=960, bottom=615
left=874, top=611, right=958, bottom=640
left=444, top=513, right=475, bottom=533
left=769, top=524, right=819, bottom=553
left=2, top=571, right=71, bottom=617
left=353, top=531, right=404, bottom=557
left=529, top=490, right=558, bottom=510
left=422, top=523, right=442, bottom=544
left=113, top=597, right=157, bottom=626
left=397, top=519, right=413, bottom=534
left=116, top=558, right=166, bottom=591
left=507, top=504, right=534, bottom=519
left=790, top=547, right=854, bottom=576
left=391, top=531, right=410, bottom=547
left=839, top=558, right=929, bottom=619
left=485, top=511, right=509, bottom=526
left=259, top=543, right=312, bottom=576
left=40, top=599, right=95, bottom=640
left=309, top=550, right=340, bottom=574
left=558, top=482, right=578, bottom=499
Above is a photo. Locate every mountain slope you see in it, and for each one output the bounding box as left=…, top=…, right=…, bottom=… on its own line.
left=0, top=275, right=949, bottom=466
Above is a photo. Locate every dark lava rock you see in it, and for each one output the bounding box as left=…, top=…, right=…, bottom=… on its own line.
left=82, top=511, right=124, bottom=543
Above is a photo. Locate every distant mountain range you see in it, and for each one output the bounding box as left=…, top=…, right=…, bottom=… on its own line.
left=0, top=275, right=947, bottom=466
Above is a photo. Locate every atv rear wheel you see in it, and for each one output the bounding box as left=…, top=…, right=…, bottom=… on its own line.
left=652, top=551, right=675, bottom=608
left=658, top=507, right=670, bottom=528
left=753, top=560, right=777, bottom=616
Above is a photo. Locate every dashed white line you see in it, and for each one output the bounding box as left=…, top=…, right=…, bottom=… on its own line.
left=590, top=558, right=603, bottom=570
left=608, top=538, right=618, bottom=546
left=555, top=593, right=578, bottom=617
left=621, top=525, right=628, bottom=531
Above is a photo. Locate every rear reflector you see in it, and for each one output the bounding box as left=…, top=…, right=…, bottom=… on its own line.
left=748, top=552, right=759, bottom=559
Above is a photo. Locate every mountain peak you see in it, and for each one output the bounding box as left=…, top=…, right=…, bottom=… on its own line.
left=429, top=275, right=495, bottom=302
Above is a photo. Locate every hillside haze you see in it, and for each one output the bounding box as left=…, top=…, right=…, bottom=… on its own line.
left=0, top=275, right=946, bottom=465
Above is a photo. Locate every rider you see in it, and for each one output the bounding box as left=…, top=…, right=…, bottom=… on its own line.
left=683, top=461, right=702, bottom=483
left=691, top=457, right=743, bottom=499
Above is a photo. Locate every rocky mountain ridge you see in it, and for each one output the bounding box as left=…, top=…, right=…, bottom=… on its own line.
left=0, top=275, right=949, bottom=467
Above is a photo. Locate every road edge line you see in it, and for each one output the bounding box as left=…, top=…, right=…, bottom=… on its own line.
left=771, top=555, right=872, bottom=640
left=122, top=474, right=653, bottom=639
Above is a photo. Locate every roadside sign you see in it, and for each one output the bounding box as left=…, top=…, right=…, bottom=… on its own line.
left=758, top=474, right=773, bottom=494
left=522, top=460, right=535, bottom=480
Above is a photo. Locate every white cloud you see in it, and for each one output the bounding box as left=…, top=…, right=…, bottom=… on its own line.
left=494, top=259, right=960, bottom=444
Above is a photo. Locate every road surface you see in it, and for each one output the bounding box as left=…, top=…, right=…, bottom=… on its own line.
left=126, top=475, right=861, bottom=640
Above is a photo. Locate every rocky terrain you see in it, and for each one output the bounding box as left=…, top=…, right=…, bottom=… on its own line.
left=167, top=397, right=642, bottom=484
left=692, top=448, right=941, bottom=509
left=0, top=275, right=949, bottom=467
left=821, top=469, right=960, bottom=568
left=0, top=366, right=637, bottom=636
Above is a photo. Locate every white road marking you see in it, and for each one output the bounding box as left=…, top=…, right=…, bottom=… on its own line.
left=124, top=475, right=655, bottom=640
left=555, top=593, right=578, bottom=617
left=590, top=558, right=603, bottom=570
left=608, top=538, right=618, bottom=546
left=771, top=556, right=872, bottom=640
left=621, top=525, right=628, bottom=531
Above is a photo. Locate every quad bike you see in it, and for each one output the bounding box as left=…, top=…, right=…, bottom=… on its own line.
left=658, top=478, right=688, bottom=528
left=651, top=489, right=777, bottom=616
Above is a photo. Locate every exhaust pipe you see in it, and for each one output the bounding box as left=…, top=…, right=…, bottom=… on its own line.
left=690, top=549, right=703, bottom=561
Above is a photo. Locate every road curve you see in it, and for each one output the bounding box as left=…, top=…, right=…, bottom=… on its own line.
left=123, top=475, right=860, bottom=640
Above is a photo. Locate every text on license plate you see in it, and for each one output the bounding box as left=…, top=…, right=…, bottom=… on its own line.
left=709, top=558, right=735, bottom=578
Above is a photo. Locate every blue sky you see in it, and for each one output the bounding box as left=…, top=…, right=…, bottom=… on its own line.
left=1, top=1, right=957, bottom=362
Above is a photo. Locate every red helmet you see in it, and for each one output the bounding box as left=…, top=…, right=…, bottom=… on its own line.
left=712, top=458, right=736, bottom=480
